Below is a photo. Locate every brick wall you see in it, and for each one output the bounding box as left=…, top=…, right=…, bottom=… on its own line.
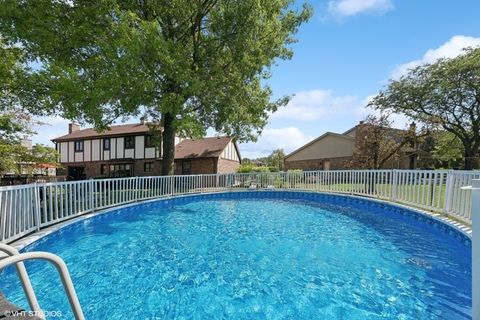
left=217, top=158, right=240, bottom=174
left=61, top=156, right=240, bottom=179
left=174, top=158, right=217, bottom=175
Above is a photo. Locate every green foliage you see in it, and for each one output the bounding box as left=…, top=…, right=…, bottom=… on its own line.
left=0, top=142, right=59, bottom=176
left=237, top=163, right=270, bottom=173
left=258, top=148, right=285, bottom=171
left=369, top=48, right=480, bottom=169
left=431, top=131, right=464, bottom=167
left=350, top=113, right=419, bottom=169
left=0, top=0, right=312, bottom=174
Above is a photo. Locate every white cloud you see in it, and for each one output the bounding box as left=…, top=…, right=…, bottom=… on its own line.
left=328, top=0, right=394, bottom=17
left=239, top=127, right=314, bottom=159
left=30, top=116, right=70, bottom=146
left=391, top=35, right=480, bottom=79
left=272, top=89, right=364, bottom=121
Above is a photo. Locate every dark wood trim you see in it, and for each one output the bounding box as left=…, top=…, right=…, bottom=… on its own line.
left=67, top=141, right=70, bottom=163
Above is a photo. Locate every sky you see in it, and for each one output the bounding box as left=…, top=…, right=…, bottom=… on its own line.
left=31, top=0, right=480, bottom=159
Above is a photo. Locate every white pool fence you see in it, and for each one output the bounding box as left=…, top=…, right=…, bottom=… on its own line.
left=1, top=169, right=478, bottom=243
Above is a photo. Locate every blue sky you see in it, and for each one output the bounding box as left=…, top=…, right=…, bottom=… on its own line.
left=32, top=0, right=480, bottom=159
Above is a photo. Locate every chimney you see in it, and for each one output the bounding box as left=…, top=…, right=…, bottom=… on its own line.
left=69, top=123, right=80, bottom=134
left=409, top=122, right=416, bottom=131
left=140, top=116, right=147, bottom=125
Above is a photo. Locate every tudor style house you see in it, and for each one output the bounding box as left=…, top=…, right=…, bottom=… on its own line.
left=52, top=122, right=241, bottom=180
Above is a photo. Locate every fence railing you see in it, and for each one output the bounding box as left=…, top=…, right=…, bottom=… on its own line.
left=0, top=170, right=477, bottom=243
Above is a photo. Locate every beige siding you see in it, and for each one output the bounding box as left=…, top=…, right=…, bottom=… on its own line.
left=125, top=148, right=134, bottom=159
left=221, top=141, right=239, bottom=161
left=68, top=141, right=74, bottom=162
left=74, top=152, right=83, bottom=162
left=60, top=142, right=68, bottom=163
left=344, top=128, right=357, bottom=138
left=286, top=135, right=354, bottom=161
left=84, top=140, right=91, bottom=161
left=91, top=139, right=100, bottom=161
left=145, top=147, right=156, bottom=159
left=135, top=136, right=144, bottom=159
left=116, top=137, right=124, bottom=158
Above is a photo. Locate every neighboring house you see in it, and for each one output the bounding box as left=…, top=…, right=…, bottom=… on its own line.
left=52, top=122, right=241, bottom=180
left=9, top=139, right=57, bottom=176
left=284, top=121, right=427, bottom=171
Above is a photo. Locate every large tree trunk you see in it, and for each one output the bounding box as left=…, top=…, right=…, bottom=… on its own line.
left=161, top=112, right=176, bottom=175
left=464, top=149, right=478, bottom=170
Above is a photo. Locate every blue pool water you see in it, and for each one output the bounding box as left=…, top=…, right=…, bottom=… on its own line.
left=1, top=191, right=471, bottom=319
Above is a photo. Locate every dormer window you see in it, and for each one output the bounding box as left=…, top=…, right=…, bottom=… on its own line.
left=74, top=141, right=84, bottom=152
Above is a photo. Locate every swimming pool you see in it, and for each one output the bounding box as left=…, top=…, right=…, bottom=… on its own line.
left=1, top=191, right=472, bottom=319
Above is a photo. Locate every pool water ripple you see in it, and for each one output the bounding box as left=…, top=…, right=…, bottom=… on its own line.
left=0, top=192, right=471, bottom=319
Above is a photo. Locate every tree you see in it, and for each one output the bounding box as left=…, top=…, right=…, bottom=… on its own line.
left=0, top=0, right=312, bottom=175
left=430, top=131, right=464, bottom=168
left=350, top=113, right=419, bottom=169
left=369, top=48, right=480, bottom=169
left=263, top=148, right=285, bottom=172
left=0, top=39, right=37, bottom=175
left=18, top=144, right=60, bottom=175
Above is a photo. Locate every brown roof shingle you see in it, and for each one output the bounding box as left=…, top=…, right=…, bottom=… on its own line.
left=175, top=137, right=234, bottom=159
left=52, top=123, right=156, bottom=142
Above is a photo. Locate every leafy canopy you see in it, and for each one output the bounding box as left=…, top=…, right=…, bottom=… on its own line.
left=369, top=48, right=480, bottom=169
left=0, top=0, right=311, bottom=138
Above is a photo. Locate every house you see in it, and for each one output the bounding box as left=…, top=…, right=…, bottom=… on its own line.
left=52, top=122, right=241, bottom=180
left=284, top=121, right=428, bottom=171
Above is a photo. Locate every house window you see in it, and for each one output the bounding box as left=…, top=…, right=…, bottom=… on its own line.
left=103, top=138, right=110, bottom=150
left=145, top=135, right=155, bottom=148
left=182, top=160, right=191, bottom=175
left=144, top=162, right=153, bottom=173
left=109, top=163, right=133, bottom=177
left=74, top=141, right=84, bottom=152
left=100, top=164, right=108, bottom=175
left=124, top=136, right=135, bottom=149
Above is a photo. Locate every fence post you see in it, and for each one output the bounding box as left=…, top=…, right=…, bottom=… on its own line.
left=444, top=170, right=454, bottom=214
left=33, top=183, right=41, bottom=231
left=89, top=179, right=95, bottom=213
left=135, top=176, right=139, bottom=202
left=390, top=170, right=397, bottom=201
left=470, top=179, right=480, bottom=320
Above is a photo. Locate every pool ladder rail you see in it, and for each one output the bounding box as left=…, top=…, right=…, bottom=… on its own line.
left=0, top=243, right=85, bottom=320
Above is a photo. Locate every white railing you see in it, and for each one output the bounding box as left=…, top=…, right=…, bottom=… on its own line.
left=0, top=170, right=477, bottom=243
left=0, top=243, right=85, bottom=319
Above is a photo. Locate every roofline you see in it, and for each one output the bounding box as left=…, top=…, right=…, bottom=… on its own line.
left=51, top=131, right=152, bottom=143
left=51, top=123, right=162, bottom=143
left=284, top=132, right=355, bottom=159
left=231, top=139, right=242, bottom=164
left=342, top=125, right=358, bottom=135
